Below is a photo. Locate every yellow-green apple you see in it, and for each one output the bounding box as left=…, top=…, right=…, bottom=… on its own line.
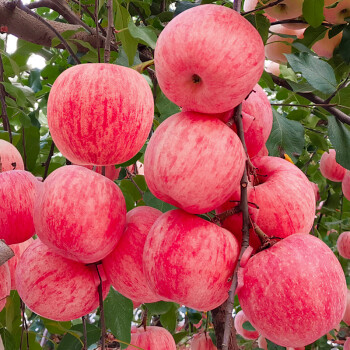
left=343, top=290, right=350, bottom=325
left=126, top=326, right=176, bottom=350
left=143, top=210, right=239, bottom=311
left=319, top=149, right=346, bottom=182
left=34, top=165, right=126, bottom=263
left=16, top=239, right=110, bottom=321
left=0, top=139, right=24, bottom=171
left=265, top=61, right=281, bottom=76
left=264, top=0, right=304, bottom=20
left=312, top=30, right=342, bottom=59
left=234, top=310, right=259, bottom=340
left=324, top=0, right=350, bottom=24
left=0, top=170, right=41, bottom=244
left=103, top=206, right=161, bottom=303
left=47, top=63, right=154, bottom=165
left=237, top=234, right=347, bottom=347
left=191, top=332, right=217, bottom=350
left=337, top=231, right=350, bottom=259
left=154, top=4, right=265, bottom=114
left=0, top=263, right=10, bottom=311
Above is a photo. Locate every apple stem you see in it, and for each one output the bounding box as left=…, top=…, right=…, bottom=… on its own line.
left=95, top=264, right=106, bottom=350
left=43, top=140, right=55, bottom=180
left=140, top=307, right=148, bottom=331
left=212, top=206, right=241, bottom=224
left=82, top=315, right=88, bottom=350
left=125, top=168, right=144, bottom=196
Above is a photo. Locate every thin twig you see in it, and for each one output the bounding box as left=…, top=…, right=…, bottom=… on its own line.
left=82, top=315, right=88, bottom=350
left=302, top=150, right=317, bottom=174
left=212, top=206, right=241, bottom=225
left=271, top=103, right=337, bottom=108
left=22, top=128, right=27, bottom=170
left=242, top=0, right=285, bottom=15
left=0, top=54, right=12, bottom=143
left=20, top=299, right=29, bottom=350
left=95, top=0, right=101, bottom=63
left=95, top=264, right=106, bottom=350
left=104, top=0, right=114, bottom=63
left=125, top=168, right=144, bottom=196
left=325, top=73, right=350, bottom=104
left=43, top=140, right=55, bottom=180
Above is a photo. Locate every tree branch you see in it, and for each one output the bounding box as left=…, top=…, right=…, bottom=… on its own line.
left=104, top=0, right=113, bottom=63
left=43, top=140, right=55, bottom=180
left=95, top=0, right=101, bottom=63
left=242, top=0, right=285, bottom=16
left=0, top=53, right=12, bottom=143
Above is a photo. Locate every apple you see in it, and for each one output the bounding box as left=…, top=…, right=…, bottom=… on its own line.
left=47, top=63, right=154, bottom=166
left=309, top=181, right=320, bottom=202
left=237, top=234, right=347, bottom=347
left=8, top=237, right=34, bottom=289
left=16, top=239, right=110, bottom=322
left=126, top=326, right=176, bottom=350
left=0, top=170, right=41, bottom=245
left=312, top=30, right=342, bottom=59
left=34, top=165, right=126, bottom=263
left=342, top=170, right=350, bottom=200
left=243, top=0, right=258, bottom=12
left=143, top=209, right=239, bottom=311
left=0, top=139, right=24, bottom=172
left=343, top=289, right=350, bottom=325
left=144, top=111, right=245, bottom=214
left=103, top=206, right=162, bottom=304
left=191, top=332, right=217, bottom=350
left=319, top=149, right=346, bottom=182
left=345, top=338, right=350, bottom=350
left=154, top=4, right=265, bottom=114
left=258, top=337, right=305, bottom=350
left=265, top=61, right=281, bottom=76
left=324, top=0, right=350, bottom=24
left=337, top=231, right=350, bottom=259
left=264, top=0, right=304, bottom=21
left=234, top=310, right=259, bottom=340
left=79, top=164, right=120, bottom=181
left=0, top=263, right=10, bottom=312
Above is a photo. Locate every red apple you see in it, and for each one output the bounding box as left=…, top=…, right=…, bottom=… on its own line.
left=312, top=30, right=342, bottom=59
left=342, top=170, right=350, bottom=200
left=344, top=338, right=350, bottom=350
left=343, top=289, right=350, bottom=325
left=337, top=231, right=350, bottom=259
left=264, top=0, right=304, bottom=20
left=265, top=61, right=281, bottom=76
left=143, top=210, right=239, bottom=311
left=126, top=326, right=176, bottom=350
left=0, top=263, right=10, bottom=312
left=243, top=0, right=258, bottom=12
left=320, top=149, right=346, bottom=182
left=103, top=206, right=162, bottom=304
left=0, top=170, right=41, bottom=245
left=234, top=310, right=259, bottom=340
left=191, top=332, right=217, bottom=350
left=144, top=111, right=245, bottom=214
left=237, top=234, right=347, bottom=347
left=310, top=182, right=320, bottom=202
left=16, top=239, right=110, bottom=321
left=154, top=4, right=264, bottom=114
left=0, top=139, right=24, bottom=172
left=34, top=165, right=126, bottom=263
left=258, top=337, right=305, bottom=350
left=324, top=0, right=350, bottom=24
left=47, top=63, right=154, bottom=165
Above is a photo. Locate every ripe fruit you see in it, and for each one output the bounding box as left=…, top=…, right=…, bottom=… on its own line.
left=337, top=231, right=350, bottom=259
left=265, top=61, right=280, bottom=76
left=243, top=0, right=258, bottom=12
left=80, top=165, right=120, bottom=181
left=143, top=210, right=239, bottom=311
left=0, top=139, right=24, bottom=171
left=310, top=182, right=320, bottom=202
left=126, top=326, right=176, bottom=350
left=237, top=234, right=347, bottom=347
left=264, top=0, right=304, bottom=20
left=47, top=63, right=154, bottom=165
left=312, top=30, right=342, bottom=59
left=154, top=4, right=264, bottom=114
left=324, top=0, right=350, bottom=24
left=343, top=289, right=350, bottom=325
left=144, top=111, right=245, bottom=214
left=16, top=240, right=110, bottom=321
left=319, top=149, right=346, bottom=182
left=191, top=332, right=217, bottom=350
left=103, top=206, right=162, bottom=304
left=0, top=170, right=41, bottom=245
left=344, top=337, right=350, bottom=350
left=34, top=165, right=126, bottom=263
left=234, top=310, right=259, bottom=340
left=342, top=171, right=350, bottom=200
left=0, top=263, right=10, bottom=311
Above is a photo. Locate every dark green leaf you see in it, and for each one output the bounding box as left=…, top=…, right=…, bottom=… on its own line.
left=0, top=328, right=15, bottom=350
left=174, top=1, right=199, bottom=16
left=302, top=0, right=324, bottom=27
left=156, top=91, right=180, bottom=121
left=143, top=190, right=177, bottom=212
left=17, top=126, right=40, bottom=171
left=117, top=167, right=127, bottom=180
left=260, top=70, right=275, bottom=89
left=242, top=321, right=256, bottom=331
left=173, top=331, right=187, bottom=344
left=297, top=25, right=327, bottom=47
left=160, top=303, right=177, bottom=333
left=245, top=13, right=270, bottom=43
left=1, top=82, right=27, bottom=107
left=145, top=301, right=175, bottom=315
left=41, top=317, right=72, bottom=335
left=115, top=152, right=143, bottom=168
left=287, top=109, right=309, bottom=121
left=266, top=339, right=286, bottom=350
left=104, top=288, right=133, bottom=349
left=57, top=324, right=100, bottom=350
left=128, top=20, right=157, bottom=49
left=4, top=290, right=21, bottom=349
left=0, top=131, right=21, bottom=146
left=339, top=26, right=350, bottom=63
left=20, top=332, right=42, bottom=350
left=306, top=130, right=328, bottom=151
left=28, top=69, right=42, bottom=93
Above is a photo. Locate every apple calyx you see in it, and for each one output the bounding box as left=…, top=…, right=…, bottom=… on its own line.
left=192, top=74, right=202, bottom=84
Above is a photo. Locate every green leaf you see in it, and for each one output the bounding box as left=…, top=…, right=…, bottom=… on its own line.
left=339, top=26, right=350, bottom=64
left=242, top=321, right=256, bottom=331
left=286, top=109, right=309, bottom=121
left=302, top=0, right=324, bottom=27
left=174, top=1, right=199, bottom=16
left=57, top=324, right=100, bottom=350
left=260, top=70, right=275, bottom=89
left=20, top=332, right=42, bottom=350
left=306, top=130, right=328, bottom=151
left=297, top=25, right=327, bottom=47
left=266, top=339, right=286, bottom=350
left=17, top=126, right=40, bottom=171
left=266, top=110, right=305, bottom=162
left=145, top=301, right=175, bottom=315
left=143, top=190, right=177, bottom=212
left=28, top=69, right=42, bottom=93
left=0, top=328, right=16, bottom=350
left=115, top=152, right=144, bottom=168
left=128, top=20, right=157, bottom=49
left=160, top=303, right=177, bottom=333
left=41, top=317, right=72, bottom=335
left=104, top=288, right=133, bottom=349
left=245, top=13, right=270, bottom=43
left=328, top=116, right=350, bottom=170
left=286, top=52, right=337, bottom=94
left=156, top=91, right=181, bottom=121
left=0, top=131, right=21, bottom=146
left=173, top=331, right=187, bottom=344
left=1, top=82, right=27, bottom=107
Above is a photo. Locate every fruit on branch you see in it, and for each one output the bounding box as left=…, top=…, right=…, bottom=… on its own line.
left=8, top=237, right=34, bottom=289
left=344, top=338, right=350, bottom=350
left=79, top=164, right=120, bottom=181
left=190, top=332, right=217, bottom=350
left=0, top=263, right=10, bottom=311
left=343, top=289, right=350, bottom=325
left=234, top=310, right=259, bottom=340
left=0, top=139, right=24, bottom=172
left=265, top=61, right=280, bottom=76
left=312, top=30, right=342, bottom=59
left=264, top=0, right=304, bottom=20
left=319, top=149, right=346, bottom=182
left=0, top=170, right=41, bottom=245
left=143, top=210, right=239, bottom=311
left=258, top=337, right=305, bottom=350
left=34, top=165, right=126, bottom=263
left=237, top=234, right=347, bottom=347
left=154, top=4, right=264, bottom=114
left=47, top=63, right=154, bottom=165
left=243, top=0, right=258, bottom=12
left=16, top=240, right=110, bottom=321
left=126, top=326, right=176, bottom=350
left=342, top=171, right=350, bottom=200
left=310, top=182, right=320, bottom=202
left=144, top=111, right=245, bottom=214
left=103, top=206, right=162, bottom=304
left=324, top=0, right=350, bottom=24
left=337, top=231, right=350, bottom=259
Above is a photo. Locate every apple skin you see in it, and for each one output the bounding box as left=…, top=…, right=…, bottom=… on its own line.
left=265, top=61, right=281, bottom=76
left=234, top=310, right=259, bottom=340
left=190, top=332, right=217, bottom=350
left=126, top=326, right=176, bottom=350
left=8, top=238, right=35, bottom=290
left=143, top=210, right=239, bottom=311
left=243, top=0, right=258, bottom=12
left=34, top=165, right=126, bottom=264
left=0, top=139, right=24, bottom=172
left=343, top=290, right=350, bottom=325
left=217, top=156, right=316, bottom=251
left=237, top=234, right=347, bottom=347
left=144, top=111, right=245, bottom=214
left=265, top=0, right=303, bottom=20
left=16, top=239, right=110, bottom=322
left=102, top=206, right=162, bottom=304
left=345, top=338, right=350, bottom=350
left=0, top=263, right=10, bottom=312
left=154, top=4, right=264, bottom=114
left=324, top=0, right=350, bottom=24
left=312, top=31, right=342, bottom=59
left=310, top=182, right=320, bottom=202
left=342, top=171, right=350, bottom=200
left=0, top=170, right=41, bottom=245
left=258, top=337, right=305, bottom=350
left=79, top=165, right=120, bottom=181
left=319, top=149, right=346, bottom=182
left=47, top=63, right=154, bottom=165
left=337, top=231, right=350, bottom=259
